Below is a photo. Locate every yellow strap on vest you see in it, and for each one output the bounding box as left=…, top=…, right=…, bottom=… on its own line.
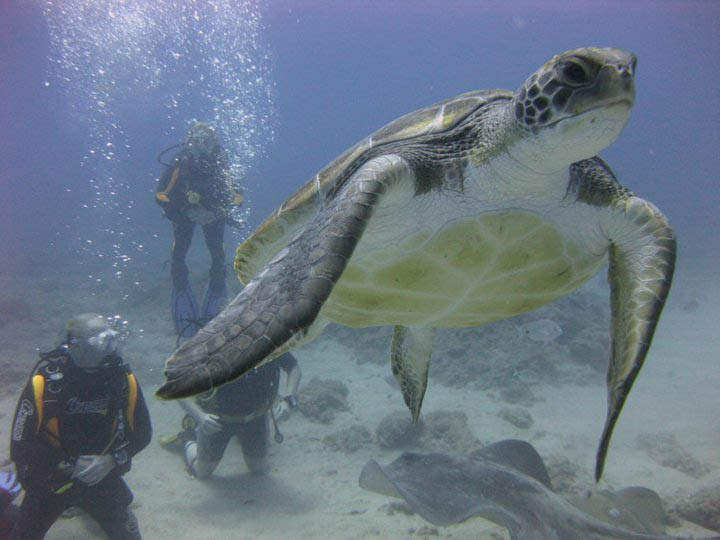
left=45, top=417, right=61, bottom=448
left=31, top=375, right=45, bottom=434
left=31, top=370, right=138, bottom=449
left=32, top=373, right=61, bottom=447
left=126, top=373, right=138, bottom=432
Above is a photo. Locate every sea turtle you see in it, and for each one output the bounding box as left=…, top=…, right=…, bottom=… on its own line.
left=158, top=47, right=676, bottom=481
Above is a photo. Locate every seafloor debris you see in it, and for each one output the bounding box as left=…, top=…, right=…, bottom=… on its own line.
left=518, top=318, right=563, bottom=343
left=379, top=501, right=414, bottom=517
left=497, top=380, right=540, bottom=406
left=416, top=410, right=482, bottom=453
left=497, top=406, right=534, bottom=429
left=375, top=409, right=481, bottom=453
left=375, top=410, right=422, bottom=449
left=408, top=525, right=439, bottom=536
left=297, top=377, right=350, bottom=424
left=567, top=327, right=610, bottom=372
left=325, top=289, right=610, bottom=396
left=636, top=432, right=713, bottom=479
left=545, top=454, right=583, bottom=495
left=323, top=424, right=372, bottom=454
left=327, top=324, right=392, bottom=366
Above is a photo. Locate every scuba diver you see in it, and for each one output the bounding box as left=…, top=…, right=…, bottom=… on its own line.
left=160, top=352, right=301, bottom=480
left=9, top=314, right=152, bottom=540
left=0, top=471, right=20, bottom=539
left=155, top=120, right=245, bottom=337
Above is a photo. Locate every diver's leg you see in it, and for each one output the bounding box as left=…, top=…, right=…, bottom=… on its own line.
left=81, top=476, right=141, bottom=540
left=203, top=219, right=226, bottom=290
left=171, top=219, right=195, bottom=290
left=238, top=413, right=271, bottom=475
left=171, top=219, right=200, bottom=336
left=185, top=424, right=231, bottom=479
left=200, top=219, right=227, bottom=320
left=9, top=489, right=67, bottom=540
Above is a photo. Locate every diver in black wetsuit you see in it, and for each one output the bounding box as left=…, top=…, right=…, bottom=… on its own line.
left=9, top=314, right=152, bottom=540
left=155, top=121, right=244, bottom=337
left=161, top=353, right=301, bottom=479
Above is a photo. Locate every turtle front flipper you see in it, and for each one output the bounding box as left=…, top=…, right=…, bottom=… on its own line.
left=157, top=155, right=412, bottom=400
left=391, top=325, right=436, bottom=421
left=596, top=196, right=676, bottom=481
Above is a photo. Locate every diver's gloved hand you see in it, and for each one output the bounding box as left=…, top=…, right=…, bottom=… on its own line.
left=72, top=455, right=115, bottom=486
left=273, top=395, right=298, bottom=422
left=0, top=470, right=20, bottom=499
left=196, top=412, right=223, bottom=436
left=179, top=400, right=222, bottom=435
left=273, top=399, right=290, bottom=421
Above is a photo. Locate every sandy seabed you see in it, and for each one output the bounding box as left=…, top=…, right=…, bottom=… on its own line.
left=0, top=271, right=718, bottom=539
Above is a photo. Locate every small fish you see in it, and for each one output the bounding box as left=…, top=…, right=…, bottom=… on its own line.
left=519, top=319, right=563, bottom=343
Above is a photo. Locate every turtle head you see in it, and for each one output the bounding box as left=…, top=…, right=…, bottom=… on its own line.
left=509, top=47, right=636, bottom=171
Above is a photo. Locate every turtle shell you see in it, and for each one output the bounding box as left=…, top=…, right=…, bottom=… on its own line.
left=235, top=89, right=512, bottom=282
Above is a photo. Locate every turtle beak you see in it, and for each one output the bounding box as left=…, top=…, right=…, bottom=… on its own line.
left=618, top=52, right=636, bottom=94
left=629, top=53, right=637, bottom=76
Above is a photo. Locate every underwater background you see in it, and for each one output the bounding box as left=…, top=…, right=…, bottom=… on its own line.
left=1, top=1, right=719, bottom=538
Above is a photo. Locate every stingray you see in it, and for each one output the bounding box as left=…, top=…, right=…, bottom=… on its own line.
left=359, top=440, right=717, bottom=540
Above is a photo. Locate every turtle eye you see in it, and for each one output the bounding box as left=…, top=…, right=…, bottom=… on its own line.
left=558, top=59, right=590, bottom=86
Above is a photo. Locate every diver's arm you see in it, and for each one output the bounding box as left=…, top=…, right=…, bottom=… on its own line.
left=285, top=365, right=301, bottom=399
left=271, top=354, right=301, bottom=418
left=179, top=399, right=222, bottom=434
left=178, top=398, right=205, bottom=420
left=156, top=165, right=190, bottom=224
left=10, top=378, right=69, bottom=493
left=280, top=354, right=301, bottom=400
left=156, top=166, right=180, bottom=204
left=126, top=378, right=152, bottom=458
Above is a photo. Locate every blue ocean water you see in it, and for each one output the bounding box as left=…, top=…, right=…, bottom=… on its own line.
left=1, top=1, right=719, bottom=538
left=2, top=1, right=718, bottom=295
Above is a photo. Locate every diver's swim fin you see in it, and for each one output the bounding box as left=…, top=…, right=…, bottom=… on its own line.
left=172, top=285, right=200, bottom=337
left=158, top=414, right=197, bottom=452
left=201, top=282, right=226, bottom=322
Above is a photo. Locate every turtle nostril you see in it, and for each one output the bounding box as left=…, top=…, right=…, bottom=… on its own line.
left=618, top=62, right=634, bottom=79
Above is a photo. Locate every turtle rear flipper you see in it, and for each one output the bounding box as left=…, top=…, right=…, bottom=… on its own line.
left=392, top=325, right=435, bottom=422
left=157, top=155, right=411, bottom=399
left=596, top=196, right=676, bottom=481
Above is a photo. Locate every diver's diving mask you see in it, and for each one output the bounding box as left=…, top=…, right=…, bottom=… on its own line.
left=88, top=328, right=119, bottom=355
left=69, top=328, right=120, bottom=369
left=185, top=122, right=217, bottom=160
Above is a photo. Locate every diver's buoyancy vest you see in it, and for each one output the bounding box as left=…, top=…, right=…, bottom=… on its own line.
left=30, top=351, right=138, bottom=451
